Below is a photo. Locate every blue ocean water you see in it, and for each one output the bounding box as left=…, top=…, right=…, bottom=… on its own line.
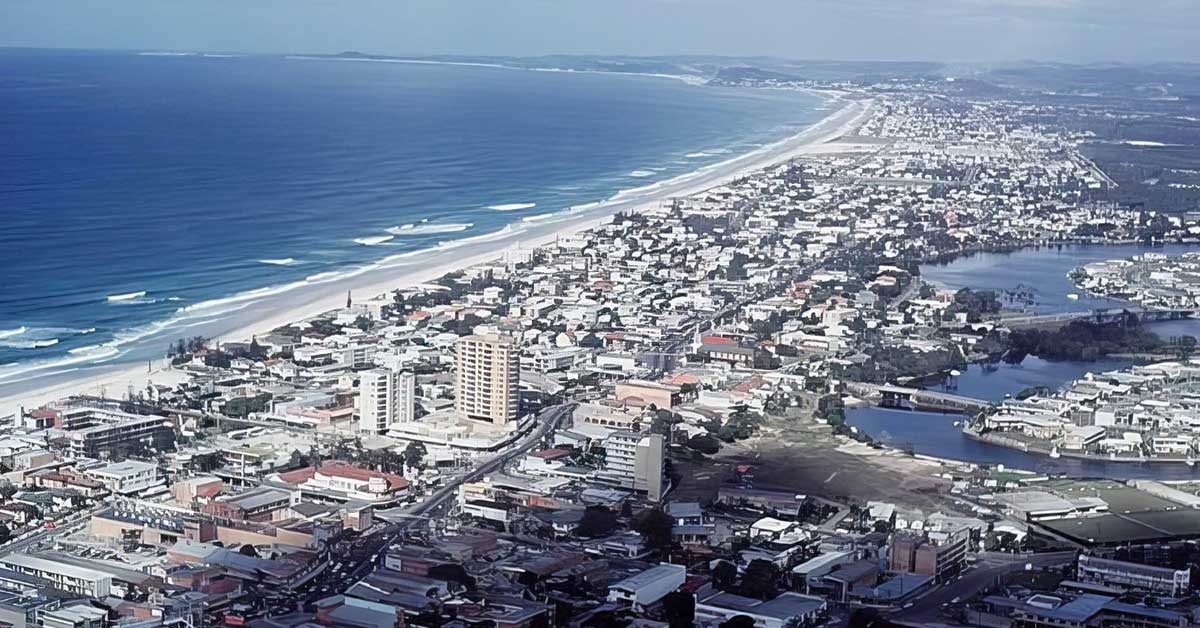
left=0, top=49, right=826, bottom=394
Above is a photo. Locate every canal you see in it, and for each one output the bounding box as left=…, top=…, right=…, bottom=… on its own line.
left=846, top=243, right=1200, bottom=479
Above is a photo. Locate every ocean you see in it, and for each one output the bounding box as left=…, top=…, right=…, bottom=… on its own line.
left=0, top=49, right=827, bottom=396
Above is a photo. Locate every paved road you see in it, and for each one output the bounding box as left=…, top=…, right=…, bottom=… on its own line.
left=889, top=551, right=1076, bottom=626
left=296, top=403, right=576, bottom=606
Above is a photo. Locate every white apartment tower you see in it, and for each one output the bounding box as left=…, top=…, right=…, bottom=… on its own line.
left=358, top=368, right=416, bottom=435
left=455, top=334, right=520, bottom=430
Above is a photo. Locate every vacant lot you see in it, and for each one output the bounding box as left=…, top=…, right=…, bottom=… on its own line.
left=671, top=415, right=957, bottom=513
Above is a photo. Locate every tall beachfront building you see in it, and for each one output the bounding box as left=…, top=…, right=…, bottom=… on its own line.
left=358, top=368, right=416, bottom=435
left=455, top=334, right=520, bottom=431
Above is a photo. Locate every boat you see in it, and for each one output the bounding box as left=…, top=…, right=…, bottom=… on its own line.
left=1067, top=293, right=1080, bottom=300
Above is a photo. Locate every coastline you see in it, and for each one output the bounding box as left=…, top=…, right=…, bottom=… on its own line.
left=0, top=96, right=875, bottom=417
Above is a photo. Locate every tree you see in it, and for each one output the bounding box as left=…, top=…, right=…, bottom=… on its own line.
left=662, top=591, right=695, bottom=628
left=577, top=506, right=618, bottom=538
left=712, top=560, right=738, bottom=590
left=632, top=508, right=674, bottom=552
left=579, top=333, right=604, bottom=349
left=238, top=544, right=259, bottom=557
left=650, top=409, right=679, bottom=438
left=0, top=480, right=16, bottom=502
left=428, top=563, right=476, bottom=591
left=719, top=616, right=756, bottom=628
left=740, top=559, right=779, bottom=600
left=403, top=442, right=427, bottom=470
left=686, top=434, right=721, bottom=455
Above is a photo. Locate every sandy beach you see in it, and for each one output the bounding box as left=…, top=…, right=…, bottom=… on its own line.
left=0, top=96, right=874, bottom=417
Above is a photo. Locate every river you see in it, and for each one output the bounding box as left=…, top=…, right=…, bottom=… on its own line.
left=847, top=243, right=1200, bottom=479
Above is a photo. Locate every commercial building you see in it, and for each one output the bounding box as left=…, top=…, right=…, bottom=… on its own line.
left=358, top=368, right=415, bottom=435
left=600, top=431, right=665, bottom=502
left=695, top=588, right=827, bottom=628
left=84, top=460, right=162, bottom=496
left=606, top=563, right=686, bottom=611
left=201, top=486, right=294, bottom=522
left=274, top=461, right=410, bottom=506
left=998, top=592, right=1191, bottom=628
left=1077, top=555, right=1191, bottom=597
left=888, top=528, right=968, bottom=582
left=455, top=334, right=520, bottom=430
left=0, top=554, right=111, bottom=598
left=614, top=380, right=681, bottom=409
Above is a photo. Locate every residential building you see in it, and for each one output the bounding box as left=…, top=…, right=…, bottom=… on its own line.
left=358, top=368, right=416, bottom=435
left=455, top=334, right=520, bottom=430
left=600, top=432, right=665, bottom=502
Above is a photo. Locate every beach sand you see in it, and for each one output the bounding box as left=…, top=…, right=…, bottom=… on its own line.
left=1, top=96, right=875, bottom=416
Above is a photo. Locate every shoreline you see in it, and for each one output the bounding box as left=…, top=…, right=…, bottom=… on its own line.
left=0, top=96, right=875, bottom=417
left=963, top=427, right=1199, bottom=465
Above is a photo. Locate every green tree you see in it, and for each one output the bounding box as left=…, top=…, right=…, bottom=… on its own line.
left=712, top=559, right=738, bottom=590
left=403, top=442, right=427, bottom=470
left=633, top=508, right=674, bottom=552
left=719, top=616, right=756, bottom=628
left=662, top=591, right=695, bottom=628
left=740, top=559, right=779, bottom=600
left=687, top=434, right=721, bottom=455
left=576, top=506, right=618, bottom=538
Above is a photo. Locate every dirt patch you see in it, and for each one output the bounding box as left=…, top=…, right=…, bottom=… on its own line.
left=671, top=415, right=956, bottom=513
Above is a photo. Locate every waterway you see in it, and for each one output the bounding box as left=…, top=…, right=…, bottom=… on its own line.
left=847, top=243, right=1200, bottom=479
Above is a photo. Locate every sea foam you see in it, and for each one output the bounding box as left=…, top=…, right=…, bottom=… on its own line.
left=486, top=203, right=536, bottom=211
left=107, top=291, right=147, bottom=302
left=386, top=222, right=473, bottom=236
left=354, top=235, right=395, bottom=246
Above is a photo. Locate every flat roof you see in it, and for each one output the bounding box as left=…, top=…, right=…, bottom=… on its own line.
left=994, top=491, right=1076, bottom=514
left=1035, top=512, right=1200, bottom=546
left=700, top=591, right=825, bottom=620
left=93, top=460, right=158, bottom=477
left=612, top=563, right=684, bottom=592
left=792, top=551, right=854, bottom=575
left=0, top=554, right=111, bottom=583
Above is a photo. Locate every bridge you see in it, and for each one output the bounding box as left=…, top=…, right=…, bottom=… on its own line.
left=961, top=307, right=1195, bottom=330
left=846, top=382, right=992, bottom=414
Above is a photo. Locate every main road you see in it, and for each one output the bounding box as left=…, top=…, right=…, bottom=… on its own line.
left=887, top=550, right=1077, bottom=627
left=300, top=403, right=576, bottom=604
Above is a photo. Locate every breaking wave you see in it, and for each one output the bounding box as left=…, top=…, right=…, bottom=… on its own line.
left=486, top=202, right=536, bottom=211
left=354, top=235, right=395, bottom=246
left=386, top=222, right=473, bottom=236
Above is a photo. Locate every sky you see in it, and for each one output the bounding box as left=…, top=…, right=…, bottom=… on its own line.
left=2, top=0, right=1198, bottom=64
